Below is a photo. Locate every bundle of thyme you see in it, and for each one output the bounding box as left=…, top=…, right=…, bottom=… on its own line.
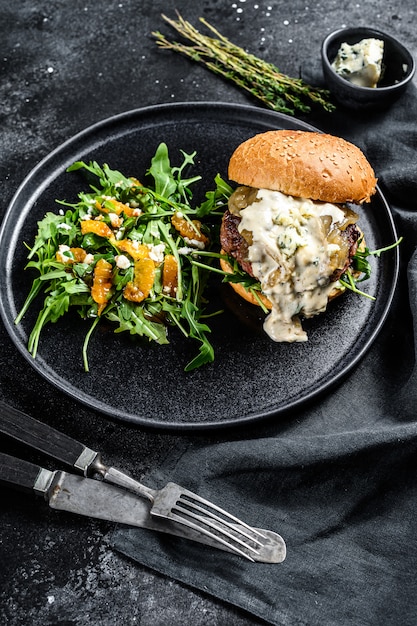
left=152, top=13, right=335, bottom=116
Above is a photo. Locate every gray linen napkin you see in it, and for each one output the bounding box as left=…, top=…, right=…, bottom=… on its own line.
left=111, top=78, right=417, bottom=625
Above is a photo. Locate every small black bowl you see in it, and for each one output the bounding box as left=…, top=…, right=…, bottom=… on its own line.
left=322, top=27, right=415, bottom=111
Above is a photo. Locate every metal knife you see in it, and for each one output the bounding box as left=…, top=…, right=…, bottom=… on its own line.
left=0, top=452, right=286, bottom=563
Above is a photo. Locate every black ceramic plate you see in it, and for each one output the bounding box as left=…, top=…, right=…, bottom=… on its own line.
left=0, top=102, right=399, bottom=430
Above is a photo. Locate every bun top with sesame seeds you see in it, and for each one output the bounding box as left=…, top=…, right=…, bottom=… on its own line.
left=228, top=130, right=377, bottom=204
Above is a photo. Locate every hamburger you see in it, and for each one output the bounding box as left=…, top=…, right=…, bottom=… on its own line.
left=220, top=130, right=377, bottom=342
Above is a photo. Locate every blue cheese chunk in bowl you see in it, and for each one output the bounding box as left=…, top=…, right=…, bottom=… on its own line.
left=331, top=38, right=384, bottom=88
left=322, top=27, right=415, bottom=110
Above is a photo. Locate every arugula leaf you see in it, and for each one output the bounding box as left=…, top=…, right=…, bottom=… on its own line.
left=67, top=161, right=133, bottom=192
left=147, top=142, right=180, bottom=199
left=197, top=174, right=233, bottom=217
left=110, top=304, right=169, bottom=344
left=342, top=236, right=402, bottom=295
left=339, top=271, right=376, bottom=301
left=28, top=213, right=63, bottom=259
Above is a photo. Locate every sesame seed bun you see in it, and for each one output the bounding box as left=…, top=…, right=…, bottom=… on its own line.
left=228, top=130, right=377, bottom=204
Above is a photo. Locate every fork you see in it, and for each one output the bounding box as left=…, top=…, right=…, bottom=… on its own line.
left=0, top=401, right=279, bottom=562
left=103, top=465, right=267, bottom=561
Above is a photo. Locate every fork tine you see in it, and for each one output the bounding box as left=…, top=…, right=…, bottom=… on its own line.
left=167, top=511, right=257, bottom=561
left=172, top=503, right=261, bottom=556
left=178, top=489, right=267, bottom=541
left=170, top=489, right=268, bottom=557
left=175, top=497, right=264, bottom=548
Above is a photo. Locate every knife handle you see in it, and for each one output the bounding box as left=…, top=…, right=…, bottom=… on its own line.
left=0, top=451, right=53, bottom=494
left=0, top=401, right=98, bottom=475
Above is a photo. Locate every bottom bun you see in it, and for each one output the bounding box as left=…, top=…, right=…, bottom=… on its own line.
left=328, top=284, right=345, bottom=302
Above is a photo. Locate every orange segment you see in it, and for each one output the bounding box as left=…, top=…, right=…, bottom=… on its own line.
left=116, top=239, right=150, bottom=261
left=123, top=258, right=156, bottom=303
left=171, top=214, right=209, bottom=246
left=162, top=254, right=178, bottom=297
left=91, top=258, right=113, bottom=315
left=56, top=247, right=87, bottom=264
left=81, top=219, right=113, bottom=239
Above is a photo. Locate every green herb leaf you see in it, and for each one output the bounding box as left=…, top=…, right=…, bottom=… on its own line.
left=148, top=143, right=178, bottom=198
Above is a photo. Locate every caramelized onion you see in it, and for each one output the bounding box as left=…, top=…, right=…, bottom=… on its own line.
left=228, top=186, right=259, bottom=215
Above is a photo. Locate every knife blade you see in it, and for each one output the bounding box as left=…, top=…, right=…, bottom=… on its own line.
left=0, top=452, right=286, bottom=563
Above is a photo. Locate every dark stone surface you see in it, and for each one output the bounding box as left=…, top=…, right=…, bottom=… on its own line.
left=0, top=1, right=415, bottom=624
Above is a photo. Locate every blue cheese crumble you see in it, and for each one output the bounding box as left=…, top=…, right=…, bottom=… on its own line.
left=331, top=38, right=384, bottom=88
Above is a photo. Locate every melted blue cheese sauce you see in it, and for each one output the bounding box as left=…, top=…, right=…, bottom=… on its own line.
left=331, top=38, right=384, bottom=88
left=238, top=189, right=346, bottom=342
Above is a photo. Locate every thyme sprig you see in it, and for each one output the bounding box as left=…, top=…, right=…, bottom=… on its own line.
left=152, top=13, right=335, bottom=116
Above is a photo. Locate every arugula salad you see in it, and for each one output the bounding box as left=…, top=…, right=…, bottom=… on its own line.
left=16, top=144, right=232, bottom=372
